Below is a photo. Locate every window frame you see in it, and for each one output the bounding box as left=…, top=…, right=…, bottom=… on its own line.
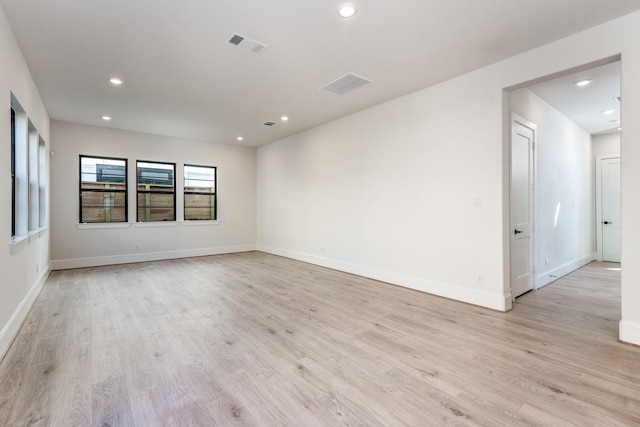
left=38, top=137, right=46, bottom=228
left=79, top=155, right=128, bottom=223
left=136, top=160, right=176, bottom=222
left=11, top=108, right=16, bottom=237
left=28, top=122, right=39, bottom=231
left=183, top=164, right=217, bottom=221
left=11, top=101, right=28, bottom=240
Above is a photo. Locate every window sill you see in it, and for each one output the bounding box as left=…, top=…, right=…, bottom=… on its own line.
left=135, top=221, right=179, bottom=228
left=76, top=222, right=132, bottom=230
left=182, top=220, right=221, bottom=226
left=74, top=221, right=220, bottom=230
left=9, top=228, right=48, bottom=253
left=28, top=229, right=40, bottom=241
left=9, top=235, right=29, bottom=253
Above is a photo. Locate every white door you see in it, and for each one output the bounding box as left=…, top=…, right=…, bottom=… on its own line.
left=602, top=157, right=621, bottom=262
left=510, top=117, right=536, bottom=298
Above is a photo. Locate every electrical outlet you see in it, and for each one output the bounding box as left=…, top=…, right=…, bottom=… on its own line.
left=477, top=273, right=484, bottom=283
left=320, top=247, right=326, bottom=254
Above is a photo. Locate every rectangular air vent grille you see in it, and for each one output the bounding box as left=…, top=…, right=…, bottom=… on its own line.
left=227, top=33, right=268, bottom=55
left=321, top=73, right=372, bottom=95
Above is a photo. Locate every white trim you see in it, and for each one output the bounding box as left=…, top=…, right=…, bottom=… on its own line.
left=258, top=245, right=512, bottom=312
left=76, top=222, right=132, bottom=230
left=28, top=231, right=40, bottom=243
left=51, top=244, right=256, bottom=270
left=9, top=235, right=29, bottom=253
left=135, top=221, right=179, bottom=228
left=182, top=220, right=221, bottom=226
left=0, top=264, right=51, bottom=361
left=536, top=252, right=596, bottom=288
left=619, top=320, right=640, bottom=346
left=76, top=221, right=220, bottom=229
left=9, top=228, right=48, bottom=253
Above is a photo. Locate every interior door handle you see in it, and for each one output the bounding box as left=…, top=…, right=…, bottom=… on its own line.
left=604, top=221, right=612, bottom=225
left=514, top=229, right=523, bottom=234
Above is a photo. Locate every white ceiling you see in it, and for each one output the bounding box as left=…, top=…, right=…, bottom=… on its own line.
left=1, top=0, right=638, bottom=147
left=528, top=61, right=621, bottom=135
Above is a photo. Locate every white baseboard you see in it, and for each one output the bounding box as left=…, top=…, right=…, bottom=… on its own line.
left=536, top=252, right=596, bottom=289
left=0, top=264, right=51, bottom=361
left=620, top=320, right=640, bottom=346
left=257, top=245, right=511, bottom=312
left=51, top=244, right=257, bottom=270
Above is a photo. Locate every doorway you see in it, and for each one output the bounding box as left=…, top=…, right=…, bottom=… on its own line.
left=507, top=58, right=621, bottom=298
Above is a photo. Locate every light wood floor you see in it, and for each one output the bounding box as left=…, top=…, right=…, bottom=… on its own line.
left=0, top=253, right=638, bottom=426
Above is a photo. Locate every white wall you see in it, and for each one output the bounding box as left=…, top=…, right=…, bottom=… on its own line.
left=593, top=132, right=621, bottom=157
left=258, top=58, right=511, bottom=312
left=50, top=121, right=256, bottom=269
left=0, top=5, right=51, bottom=359
left=509, top=88, right=595, bottom=288
left=257, top=10, right=640, bottom=345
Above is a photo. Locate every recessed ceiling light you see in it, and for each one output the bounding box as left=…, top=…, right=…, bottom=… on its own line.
left=281, top=116, right=289, bottom=122
left=575, top=79, right=593, bottom=87
left=109, top=78, right=123, bottom=85
left=101, top=115, right=112, bottom=121
left=338, top=3, right=357, bottom=18
left=237, top=136, right=244, bottom=141
left=602, top=109, right=616, bottom=115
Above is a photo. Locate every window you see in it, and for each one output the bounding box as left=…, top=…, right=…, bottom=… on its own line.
left=11, top=109, right=16, bottom=237
left=80, top=156, right=127, bottom=223
left=10, top=94, right=47, bottom=240
left=137, top=161, right=175, bottom=222
left=184, top=164, right=217, bottom=221
left=38, top=137, right=46, bottom=228
left=11, top=95, right=28, bottom=239
left=28, top=122, right=38, bottom=231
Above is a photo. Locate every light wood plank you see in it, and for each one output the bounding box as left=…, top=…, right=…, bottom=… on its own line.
left=1, top=254, right=639, bottom=425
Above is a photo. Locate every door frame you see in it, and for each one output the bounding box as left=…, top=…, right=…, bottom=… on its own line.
left=510, top=113, right=537, bottom=300
left=595, top=154, right=621, bottom=262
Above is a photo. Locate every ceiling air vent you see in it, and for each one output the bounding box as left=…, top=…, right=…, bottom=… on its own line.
left=264, top=121, right=276, bottom=127
left=321, top=73, right=372, bottom=95
left=227, top=33, right=268, bottom=55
